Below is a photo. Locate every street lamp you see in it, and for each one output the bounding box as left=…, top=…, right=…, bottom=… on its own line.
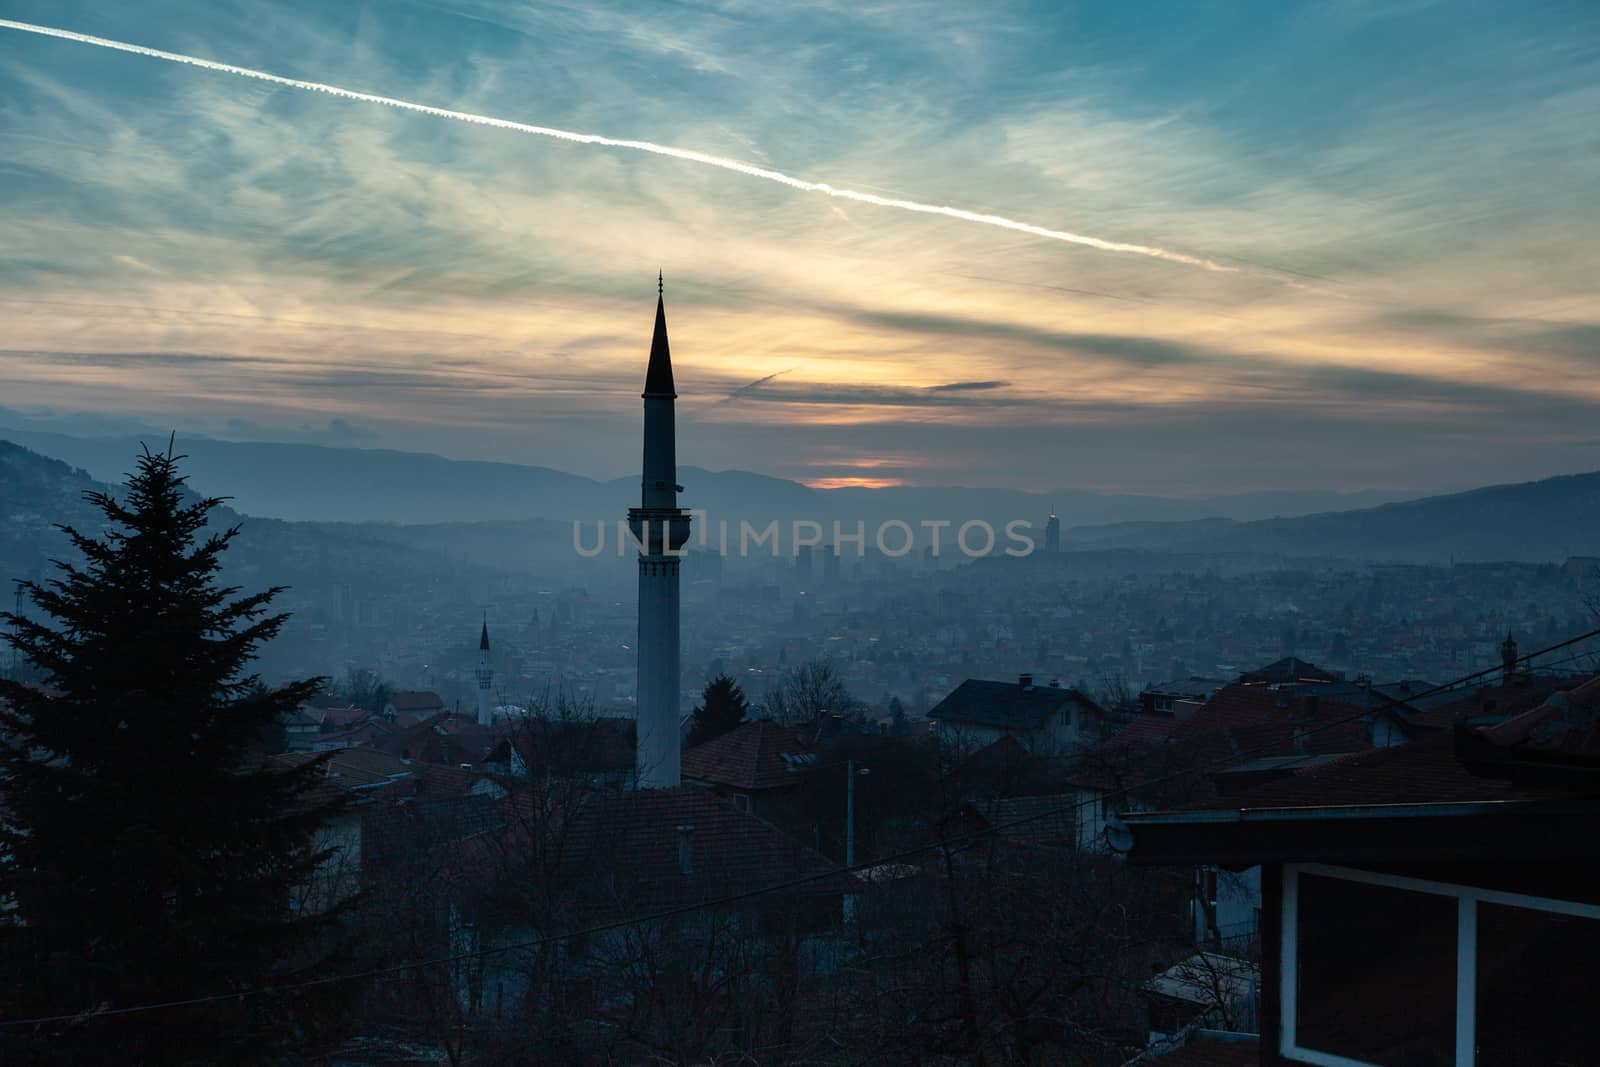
left=845, top=759, right=870, bottom=926
left=846, top=759, right=871, bottom=868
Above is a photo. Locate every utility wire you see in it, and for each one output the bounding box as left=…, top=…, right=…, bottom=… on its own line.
left=3, top=626, right=1597, bottom=1029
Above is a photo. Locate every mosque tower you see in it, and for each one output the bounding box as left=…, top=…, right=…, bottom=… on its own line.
left=629, top=274, right=691, bottom=788
left=475, top=616, right=494, bottom=726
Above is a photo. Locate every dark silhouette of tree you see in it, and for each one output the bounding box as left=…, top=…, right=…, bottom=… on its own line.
left=0, top=444, right=356, bottom=1064
left=686, top=674, right=749, bottom=746
left=339, top=664, right=391, bottom=711
left=888, top=696, right=910, bottom=738
left=763, top=658, right=860, bottom=729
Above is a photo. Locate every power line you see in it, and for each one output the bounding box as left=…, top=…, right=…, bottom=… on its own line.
left=3, top=626, right=1597, bottom=1029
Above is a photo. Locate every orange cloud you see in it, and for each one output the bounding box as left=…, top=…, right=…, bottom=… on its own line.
left=803, top=475, right=908, bottom=489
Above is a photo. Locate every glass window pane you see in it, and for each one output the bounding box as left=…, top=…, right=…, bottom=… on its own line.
left=1295, top=872, right=1455, bottom=1066
left=1476, top=902, right=1599, bottom=1066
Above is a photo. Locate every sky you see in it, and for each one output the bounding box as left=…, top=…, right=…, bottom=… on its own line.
left=0, top=0, right=1597, bottom=496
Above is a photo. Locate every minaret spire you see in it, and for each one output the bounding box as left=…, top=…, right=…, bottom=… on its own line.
left=630, top=276, right=690, bottom=788
left=475, top=613, right=494, bottom=727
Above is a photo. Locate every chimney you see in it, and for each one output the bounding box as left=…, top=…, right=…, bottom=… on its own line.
left=1019, top=673, right=1034, bottom=690
left=676, top=824, right=696, bottom=876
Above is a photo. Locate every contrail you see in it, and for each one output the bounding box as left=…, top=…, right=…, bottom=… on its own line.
left=0, top=18, right=1237, bottom=274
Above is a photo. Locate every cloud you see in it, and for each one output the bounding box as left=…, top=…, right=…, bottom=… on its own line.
left=1, top=0, right=1597, bottom=492
left=928, top=380, right=1008, bottom=392
left=727, top=379, right=1020, bottom=408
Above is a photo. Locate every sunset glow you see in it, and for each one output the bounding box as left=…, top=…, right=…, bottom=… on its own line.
left=1, top=1, right=1596, bottom=494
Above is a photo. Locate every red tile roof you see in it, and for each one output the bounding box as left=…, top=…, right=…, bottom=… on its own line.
left=681, top=720, right=816, bottom=791
left=1226, top=733, right=1577, bottom=809
left=319, top=704, right=373, bottom=729
left=385, top=690, right=445, bottom=713
left=1108, top=685, right=1370, bottom=770
left=373, top=714, right=498, bottom=768
left=1116, top=714, right=1181, bottom=747
left=1478, top=674, right=1600, bottom=754
left=274, top=747, right=492, bottom=801
left=1415, top=675, right=1587, bottom=728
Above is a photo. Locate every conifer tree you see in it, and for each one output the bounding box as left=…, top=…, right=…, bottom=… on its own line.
left=687, top=674, right=749, bottom=746
left=0, top=444, right=354, bottom=1064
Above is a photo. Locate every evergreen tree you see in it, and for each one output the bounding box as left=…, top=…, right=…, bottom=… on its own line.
left=888, top=696, right=909, bottom=738
left=0, top=445, right=355, bottom=1064
left=687, top=674, right=749, bottom=746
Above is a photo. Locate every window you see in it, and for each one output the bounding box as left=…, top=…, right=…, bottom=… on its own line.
left=1293, top=872, right=1456, bottom=1066
left=1475, top=903, right=1599, bottom=1066
left=1282, top=864, right=1600, bottom=1067
left=732, top=793, right=751, bottom=813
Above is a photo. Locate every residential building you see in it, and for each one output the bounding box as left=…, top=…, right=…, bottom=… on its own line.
left=927, top=673, right=1102, bottom=755
left=1121, top=674, right=1600, bottom=1066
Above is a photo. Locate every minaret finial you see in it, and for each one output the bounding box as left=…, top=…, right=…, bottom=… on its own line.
left=658, top=270, right=663, bottom=296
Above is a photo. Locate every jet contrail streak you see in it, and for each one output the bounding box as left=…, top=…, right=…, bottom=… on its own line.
left=0, top=18, right=1238, bottom=274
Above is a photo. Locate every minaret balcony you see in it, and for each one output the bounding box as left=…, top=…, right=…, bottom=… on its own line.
left=628, top=507, right=692, bottom=554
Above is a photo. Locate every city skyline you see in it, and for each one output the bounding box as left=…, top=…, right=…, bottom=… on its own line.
left=2, top=1, right=1597, bottom=496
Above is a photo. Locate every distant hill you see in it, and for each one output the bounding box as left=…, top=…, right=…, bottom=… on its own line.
left=9, top=437, right=1598, bottom=573
left=0, top=438, right=516, bottom=607
left=1064, top=471, right=1600, bottom=563
left=0, top=426, right=1416, bottom=528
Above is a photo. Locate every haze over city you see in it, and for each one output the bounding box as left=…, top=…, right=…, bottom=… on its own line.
left=4, top=4, right=1600, bottom=1066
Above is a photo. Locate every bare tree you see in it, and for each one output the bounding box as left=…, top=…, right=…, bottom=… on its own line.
left=764, top=658, right=861, bottom=729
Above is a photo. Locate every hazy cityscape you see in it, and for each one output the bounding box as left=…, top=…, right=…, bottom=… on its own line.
left=3, top=2, right=1599, bottom=1065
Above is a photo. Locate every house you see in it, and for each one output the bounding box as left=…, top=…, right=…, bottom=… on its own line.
left=1236, top=658, right=1341, bottom=686
left=486, top=714, right=635, bottom=790
left=283, top=703, right=325, bottom=748
left=375, top=712, right=498, bottom=769
left=1143, top=952, right=1259, bottom=1043
left=1142, top=677, right=1227, bottom=716
left=382, top=690, right=445, bottom=724
left=927, top=674, right=1102, bottom=755
left=955, top=790, right=1107, bottom=852
left=680, top=719, right=817, bottom=816
left=1120, top=673, right=1600, bottom=1067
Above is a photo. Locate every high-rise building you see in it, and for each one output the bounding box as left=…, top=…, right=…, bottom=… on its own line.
left=629, top=275, right=692, bottom=789
left=824, top=545, right=841, bottom=582
left=795, top=544, right=815, bottom=583
left=1045, top=509, right=1061, bottom=553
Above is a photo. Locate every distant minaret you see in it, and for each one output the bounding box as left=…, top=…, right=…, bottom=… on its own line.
left=475, top=615, right=494, bottom=726
left=629, top=274, right=691, bottom=789
left=1044, top=509, right=1061, bottom=553
left=1500, top=632, right=1518, bottom=687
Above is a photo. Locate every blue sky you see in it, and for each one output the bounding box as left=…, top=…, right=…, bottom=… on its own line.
left=1, top=0, right=1596, bottom=494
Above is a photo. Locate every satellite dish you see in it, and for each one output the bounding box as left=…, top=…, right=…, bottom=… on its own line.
left=1105, top=811, right=1134, bottom=854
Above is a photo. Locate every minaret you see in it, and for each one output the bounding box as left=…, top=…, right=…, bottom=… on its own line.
left=475, top=615, right=494, bottom=726
left=629, top=274, right=691, bottom=789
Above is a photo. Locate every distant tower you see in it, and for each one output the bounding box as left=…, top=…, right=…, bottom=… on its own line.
left=476, top=616, right=494, bottom=726
left=629, top=274, right=691, bottom=789
left=1501, top=632, right=1518, bottom=686
left=1045, top=509, right=1061, bottom=553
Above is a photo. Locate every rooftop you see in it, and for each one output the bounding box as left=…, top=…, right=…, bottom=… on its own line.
left=928, top=677, right=1097, bottom=731
left=681, top=719, right=815, bottom=791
